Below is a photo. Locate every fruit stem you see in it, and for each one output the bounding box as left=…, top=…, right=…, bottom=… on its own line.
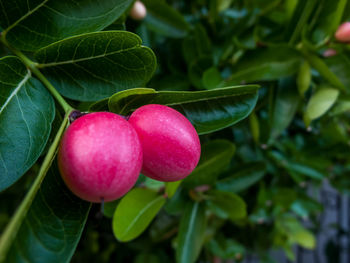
left=0, top=34, right=73, bottom=113
left=0, top=110, right=72, bottom=263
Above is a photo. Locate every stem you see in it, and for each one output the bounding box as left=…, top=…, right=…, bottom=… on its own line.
left=0, top=111, right=72, bottom=263
left=0, top=35, right=72, bottom=112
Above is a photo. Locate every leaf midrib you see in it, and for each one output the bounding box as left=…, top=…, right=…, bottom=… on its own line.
left=37, top=46, right=145, bottom=68
left=2, top=0, right=49, bottom=35
left=119, top=195, right=163, bottom=240
left=0, top=70, right=31, bottom=115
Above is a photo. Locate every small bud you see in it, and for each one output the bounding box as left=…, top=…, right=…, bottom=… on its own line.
left=335, top=22, right=350, bottom=43
left=130, top=1, right=147, bottom=21
left=323, top=49, right=337, bottom=57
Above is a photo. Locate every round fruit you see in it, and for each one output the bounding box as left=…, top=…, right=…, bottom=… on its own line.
left=128, top=104, right=201, bottom=182
left=130, top=1, right=147, bottom=20
left=58, top=112, right=142, bottom=203
left=335, top=22, right=350, bottom=42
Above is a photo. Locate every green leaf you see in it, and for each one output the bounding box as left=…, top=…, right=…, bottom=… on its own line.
left=108, top=86, right=259, bottom=134
left=305, top=86, right=339, bottom=124
left=270, top=77, right=301, bottom=140
left=202, top=67, right=223, bottom=90
left=183, top=140, right=235, bottom=189
left=297, top=61, right=311, bottom=96
left=216, top=162, right=266, bottom=193
left=34, top=31, right=156, bottom=101
left=276, top=216, right=316, bottom=249
left=165, top=181, right=182, bottom=198
left=143, top=0, right=190, bottom=38
left=5, top=160, right=91, bottom=263
left=188, top=56, right=213, bottom=89
left=227, top=47, right=302, bottom=84
left=309, top=0, right=347, bottom=45
left=301, top=50, right=345, bottom=91
left=0, top=56, right=55, bottom=192
left=176, top=202, right=206, bottom=263
left=113, top=188, right=166, bottom=242
left=325, top=54, right=350, bottom=89
left=0, top=0, right=134, bottom=51
left=206, top=190, right=247, bottom=221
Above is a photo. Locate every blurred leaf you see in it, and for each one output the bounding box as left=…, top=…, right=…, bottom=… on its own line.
left=113, top=188, right=166, bottom=242
left=143, top=0, right=190, bottom=38
left=183, top=140, right=235, bottom=189
left=0, top=56, right=55, bottom=192
left=302, top=50, right=345, bottom=91
left=5, top=160, right=91, bottom=263
left=108, top=86, right=259, bottom=134
left=165, top=181, right=182, bottom=198
left=276, top=216, right=316, bottom=249
left=325, top=53, right=350, bottom=89
left=35, top=31, right=156, bottom=101
left=227, top=47, right=302, bottom=84
left=305, top=86, right=339, bottom=125
left=216, top=162, right=266, bottom=193
left=206, top=190, right=247, bottom=221
left=176, top=202, right=206, bottom=263
left=0, top=0, right=133, bottom=51
left=207, top=236, right=245, bottom=260
left=249, top=111, right=260, bottom=143
left=188, top=56, right=213, bottom=89
left=309, top=0, right=347, bottom=45
left=297, top=61, right=311, bottom=96
left=270, top=77, right=301, bottom=140
left=134, top=253, right=160, bottom=263
left=203, top=67, right=223, bottom=90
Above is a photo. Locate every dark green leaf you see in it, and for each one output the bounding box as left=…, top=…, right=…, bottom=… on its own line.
left=227, top=47, right=302, bottom=84
left=0, top=0, right=134, bottom=51
left=5, top=160, right=91, bottom=263
left=113, top=188, right=166, bottom=242
left=309, top=0, right=347, bottom=45
left=143, top=0, right=190, bottom=38
left=0, top=56, right=55, bottom=192
left=270, top=77, right=301, bottom=140
left=206, top=190, right=246, bottom=221
left=108, top=86, right=259, bottom=134
left=165, top=181, right=182, bottom=198
left=325, top=53, right=350, bottom=89
left=216, top=162, right=266, bottom=193
left=176, top=202, right=206, bottom=263
left=297, top=61, right=311, bottom=96
left=35, top=31, right=156, bottom=101
left=183, top=140, right=235, bottom=189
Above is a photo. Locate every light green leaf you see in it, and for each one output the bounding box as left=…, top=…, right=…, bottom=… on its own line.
left=202, top=67, right=223, bottom=90
left=206, top=190, right=247, bottom=221
left=297, top=61, right=311, bottom=96
left=34, top=31, right=156, bottom=101
left=0, top=56, right=55, bottom=192
left=176, top=202, right=206, bottom=263
left=4, top=160, right=91, bottom=263
left=183, top=140, right=235, bottom=189
left=305, top=86, right=339, bottom=123
left=113, top=188, right=166, bottom=242
left=0, top=0, right=134, bottom=51
left=108, top=86, right=259, bottom=134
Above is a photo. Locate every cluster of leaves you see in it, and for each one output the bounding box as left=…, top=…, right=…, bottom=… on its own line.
left=1, top=0, right=350, bottom=262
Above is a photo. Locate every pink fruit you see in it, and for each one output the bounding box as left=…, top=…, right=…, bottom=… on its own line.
left=335, top=22, right=350, bottom=42
left=130, top=1, right=147, bottom=20
left=128, top=104, right=201, bottom=182
left=58, top=112, right=142, bottom=203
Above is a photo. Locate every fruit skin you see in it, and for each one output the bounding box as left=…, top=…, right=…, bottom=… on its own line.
left=130, top=1, right=147, bottom=20
left=128, top=104, right=201, bottom=182
left=58, top=112, right=142, bottom=203
left=335, top=22, right=350, bottom=42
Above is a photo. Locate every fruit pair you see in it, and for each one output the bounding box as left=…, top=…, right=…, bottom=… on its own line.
left=58, top=105, right=201, bottom=202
